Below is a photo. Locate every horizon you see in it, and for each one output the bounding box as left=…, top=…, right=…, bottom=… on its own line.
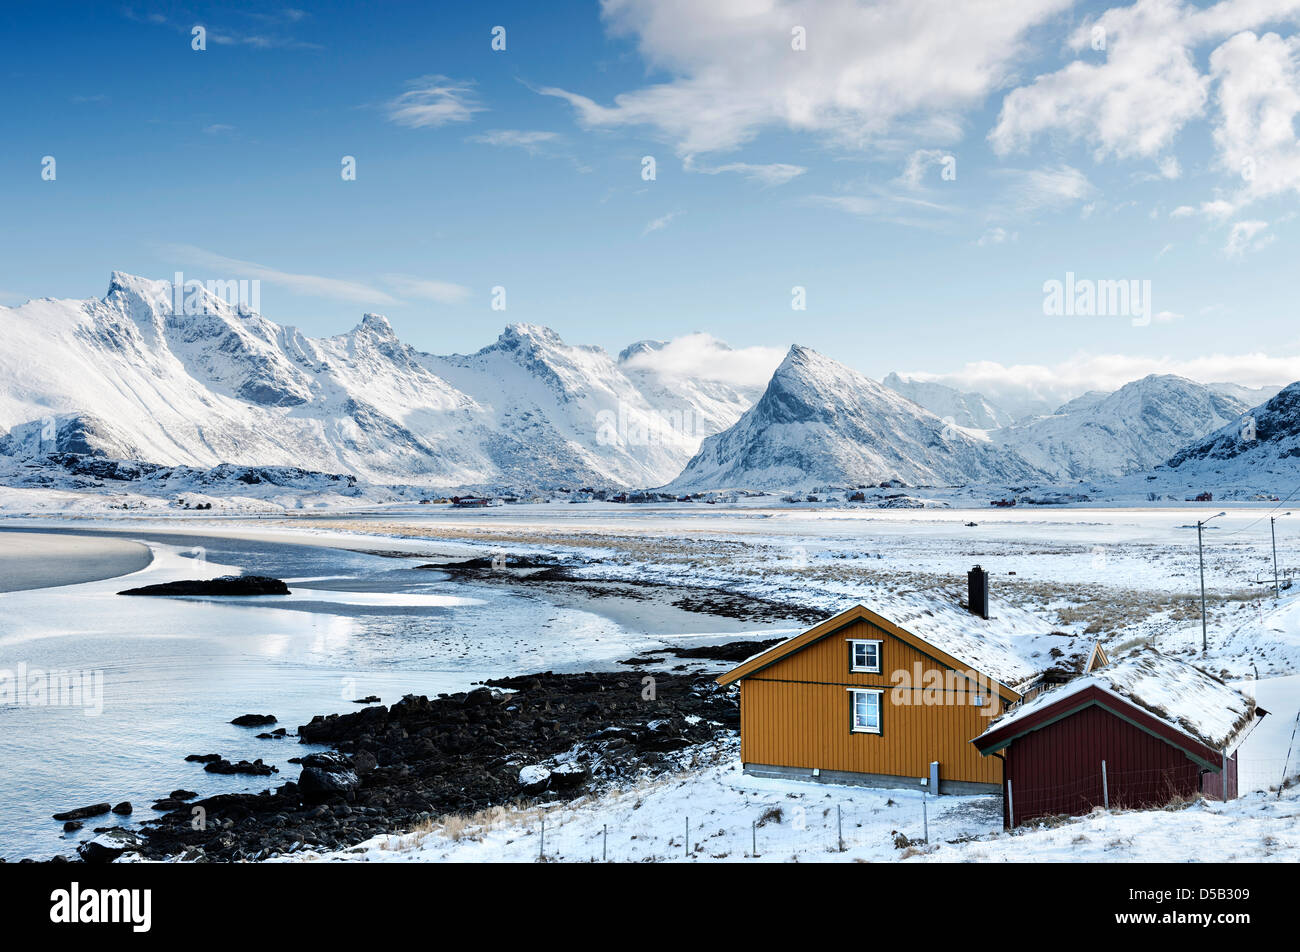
left=5, top=2, right=1300, bottom=401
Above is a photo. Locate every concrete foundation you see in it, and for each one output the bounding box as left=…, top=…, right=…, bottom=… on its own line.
left=743, top=762, right=1001, bottom=796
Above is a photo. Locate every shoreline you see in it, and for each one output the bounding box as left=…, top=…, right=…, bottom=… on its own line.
left=0, top=531, right=154, bottom=593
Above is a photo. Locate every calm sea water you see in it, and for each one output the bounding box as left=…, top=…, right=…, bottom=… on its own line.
left=0, top=527, right=653, bottom=861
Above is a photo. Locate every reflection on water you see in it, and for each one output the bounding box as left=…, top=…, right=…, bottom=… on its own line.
left=0, top=528, right=651, bottom=861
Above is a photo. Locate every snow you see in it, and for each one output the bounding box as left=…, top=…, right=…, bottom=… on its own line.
left=993, top=374, right=1250, bottom=480
left=982, top=646, right=1257, bottom=751
left=667, top=345, right=1044, bottom=492
left=731, top=588, right=1087, bottom=688
left=0, top=275, right=756, bottom=490
left=278, top=735, right=1300, bottom=864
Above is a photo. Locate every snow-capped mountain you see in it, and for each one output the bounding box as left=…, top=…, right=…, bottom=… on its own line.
left=1162, top=382, right=1300, bottom=478
left=0, top=274, right=754, bottom=489
left=991, top=375, right=1249, bottom=480
left=881, top=372, right=1016, bottom=429
left=665, top=345, right=1044, bottom=491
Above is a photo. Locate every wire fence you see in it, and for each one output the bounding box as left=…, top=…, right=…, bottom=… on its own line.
left=504, top=757, right=1300, bottom=861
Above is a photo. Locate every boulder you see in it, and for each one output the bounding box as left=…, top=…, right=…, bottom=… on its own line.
left=78, top=828, right=146, bottom=864
left=298, top=766, right=360, bottom=801
left=231, top=714, right=277, bottom=727
left=52, top=803, right=111, bottom=822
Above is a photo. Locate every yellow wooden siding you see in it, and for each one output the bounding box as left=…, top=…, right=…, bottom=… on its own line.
left=738, top=618, right=1003, bottom=785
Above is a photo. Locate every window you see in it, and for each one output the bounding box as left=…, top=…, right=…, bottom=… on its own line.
left=849, top=689, right=882, bottom=733
left=848, top=639, right=882, bottom=673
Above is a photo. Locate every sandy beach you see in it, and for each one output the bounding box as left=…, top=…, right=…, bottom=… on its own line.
left=0, top=531, right=153, bottom=593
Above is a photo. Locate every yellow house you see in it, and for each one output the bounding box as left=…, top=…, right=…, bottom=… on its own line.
left=717, top=589, right=1082, bottom=794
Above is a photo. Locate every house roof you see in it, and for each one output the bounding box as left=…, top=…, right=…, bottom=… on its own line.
left=716, top=588, right=1084, bottom=701
left=974, top=646, right=1259, bottom=760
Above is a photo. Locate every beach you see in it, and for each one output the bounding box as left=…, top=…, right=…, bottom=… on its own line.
left=0, top=531, right=153, bottom=593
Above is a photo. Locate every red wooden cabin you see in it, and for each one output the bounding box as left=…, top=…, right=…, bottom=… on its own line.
left=973, top=647, right=1263, bottom=828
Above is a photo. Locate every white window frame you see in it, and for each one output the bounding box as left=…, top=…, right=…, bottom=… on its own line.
left=848, top=688, right=883, bottom=734
left=847, top=638, right=882, bottom=674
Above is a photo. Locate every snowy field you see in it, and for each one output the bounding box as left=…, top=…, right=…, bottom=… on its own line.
left=4, top=498, right=1298, bottom=863
left=280, top=735, right=1300, bottom=865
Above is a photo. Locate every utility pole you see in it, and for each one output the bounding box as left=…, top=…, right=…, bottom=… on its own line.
left=1198, top=512, right=1226, bottom=656
left=1272, top=512, right=1291, bottom=599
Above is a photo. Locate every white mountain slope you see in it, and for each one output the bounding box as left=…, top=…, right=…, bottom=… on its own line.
left=618, top=340, right=763, bottom=440
left=0, top=274, right=749, bottom=489
left=665, top=345, right=1044, bottom=492
left=880, top=372, right=1016, bottom=429
left=1160, top=381, right=1300, bottom=480
left=992, top=374, right=1249, bottom=480
left=419, top=325, right=752, bottom=488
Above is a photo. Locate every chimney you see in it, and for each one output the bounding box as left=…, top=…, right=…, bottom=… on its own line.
left=968, top=565, right=989, bottom=620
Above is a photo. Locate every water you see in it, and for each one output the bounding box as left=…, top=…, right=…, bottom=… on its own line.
left=0, top=527, right=656, bottom=861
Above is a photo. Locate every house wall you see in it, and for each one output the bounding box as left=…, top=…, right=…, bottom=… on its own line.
left=1200, top=749, right=1237, bottom=802
left=1003, top=702, right=1204, bottom=826
left=738, top=617, right=1005, bottom=787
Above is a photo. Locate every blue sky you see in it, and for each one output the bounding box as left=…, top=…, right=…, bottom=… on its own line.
left=4, top=0, right=1300, bottom=400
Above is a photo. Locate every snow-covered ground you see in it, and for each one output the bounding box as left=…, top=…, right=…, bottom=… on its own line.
left=280, top=728, right=1300, bottom=864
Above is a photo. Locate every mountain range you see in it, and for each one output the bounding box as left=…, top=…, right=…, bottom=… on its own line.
left=0, top=273, right=1292, bottom=494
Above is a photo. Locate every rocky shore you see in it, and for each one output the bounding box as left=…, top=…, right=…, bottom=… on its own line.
left=95, top=646, right=759, bottom=863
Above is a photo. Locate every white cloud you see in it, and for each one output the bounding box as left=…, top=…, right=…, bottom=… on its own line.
left=387, top=76, right=483, bottom=129
left=1210, top=30, right=1300, bottom=202
left=467, top=130, right=561, bottom=153
left=643, top=210, right=684, bottom=235
left=379, top=274, right=471, bottom=304
left=1224, top=218, right=1273, bottom=256
left=978, top=227, right=1018, bottom=245
left=990, top=0, right=1300, bottom=191
left=682, top=156, right=806, bottom=186
left=998, top=164, right=1094, bottom=214
left=541, top=0, right=1070, bottom=155
left=905, top=352, right=1299, bottom=407
left=897, top=149, right=954, bottom=188
left=164, top=244, right=400, bottom=307
left=621, top=332, right=786, bottom=388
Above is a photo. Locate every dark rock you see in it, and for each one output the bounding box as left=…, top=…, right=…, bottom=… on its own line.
left=184, top=753, right=223, bottom=764
left=118, top=575, right=290, bottom=597
left=78, top=828, right=146, bottom=863
left=111, top=801, right=132, bottom=815
left=352, top=696, right=381, bottom=704
left=62, top=821, right=83, bottom=833
left=299, top=766, right=360, bottom=801
left=135, top=669, right=738, bottom=863
left=231, top=713, right=277, bottom=727
left=52, top=803, right=111, bottom=821
left=204, top=757, right=277, bottom=776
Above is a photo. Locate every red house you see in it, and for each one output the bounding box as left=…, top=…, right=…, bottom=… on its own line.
left=973, top=647, right=1264, bottom=828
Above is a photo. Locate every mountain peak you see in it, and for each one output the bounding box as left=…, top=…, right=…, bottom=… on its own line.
left=499, top=323, right=564, bottom=348
left=356, top=312, right=395, bottom=337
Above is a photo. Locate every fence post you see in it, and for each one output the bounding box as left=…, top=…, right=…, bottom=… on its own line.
left=922, top=790, right=929, bottom=844
left=752, top=820, right=757, bottom=858
left=539, top=814, right=545, bottom=860
left=837, top=804, right=843, bottom=852
left=685, top=816, right=689, bottom=859
left=603, top=824, right=607, bottom=862
left=1007, top=779, right=1015, bottom=829
left=1102, top=760, right=1109, bottom=810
